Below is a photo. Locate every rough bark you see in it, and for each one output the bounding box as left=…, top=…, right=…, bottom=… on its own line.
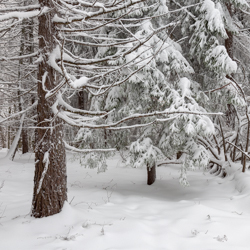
left=225, top=3, right=234, bottom=59
left=147, top=163, right=156, bottom=185
left=31, top=0, right=67, bottom=218
left=17, top=1, right=35, bottom=154
left=78, top=90, right=89, bottom=110
left=22, top=14, right=34, bottom=154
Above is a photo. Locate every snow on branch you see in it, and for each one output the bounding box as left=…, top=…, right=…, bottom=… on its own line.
left=64, top=141, right=116, bottom=153
left=61, top=0, right=106, bottom=9
left=57, top=93, right=107, bottom=116
left=60, top=0, right=147, bottom=21
left=108, top=116, right=179, bottom=130
left=64, top=37, right=137, bottom=47
left=0, top=5, right=40, bottom=13
left=0, top=51, right=39, bottom=62
left=53, top=95, right=223, bottom=129
left=226, top=140, right=250, bottom=161
left=0, top=7, right=49, bottom=22
left=54, top=5, right=136, bottom=29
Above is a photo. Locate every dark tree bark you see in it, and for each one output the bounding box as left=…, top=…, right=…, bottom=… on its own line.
left=14, top=0, right=35, bottom=155
left=177, top=151, right=182, bottom=159
left=78, top=90, right=89, bottom=110
left=22, top=12, right=34, bottom=154
left=224, top=3, right=250, bottom=172
left=225, top=3, right=234, bottom=59
left=0, top=127, right=5, bottom=148
left=147, top=163, right=156, bottom=185
left=31, top=0, right=67, bottom=218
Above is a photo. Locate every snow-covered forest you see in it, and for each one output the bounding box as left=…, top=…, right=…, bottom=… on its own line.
left=1, top=0, right=250, bottom=249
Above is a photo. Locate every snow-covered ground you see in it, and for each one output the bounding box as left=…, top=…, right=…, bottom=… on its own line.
left=0, top=149, right=250, bottom=250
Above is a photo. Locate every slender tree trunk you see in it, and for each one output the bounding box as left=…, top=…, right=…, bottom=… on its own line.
left=225, top=3, right=234, bottom=59
left=31, top=0, right=67, bottom=218
left=16, top=1, right=35, bottom=154
left=7, top=107, right=12, bottom=149
left=219, top=119, right=227, bottom=161
left=78, top=90, right=88, bottom=110
left=6, top=114, right=25, bottom=161
left=0, top=127, right=4, bottom=148
left=147, top=163, right=156, bottom=185
left=17, top=21, right=28, bottom=155
left=243, top=112, right=250, bottom=172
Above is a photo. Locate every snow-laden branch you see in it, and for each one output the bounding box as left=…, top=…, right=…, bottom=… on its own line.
left=0, top=51, right=39, bottom=62
left=0, top=7, right=49, bottom=22
left=57, top=93, right=107, bottom=116
left=86, top=35, right=187, bottom=96
left=58, top=32, right=186, bottom=97
left=61, top=21, right=178, bottom=65
left=80, top=2, right=202, bottom=24
left=59, top=0, right=147, bottom=20
left=0, top=5, right=40, bottom=13
left=54, top=5, right=136, bottom=30
left=64, top=37, right=136, bottom=48
left=226, top=141, right=250, bottom=161
left=107, top=116, right=178, bottom=130
left=61, top=0, right=109, bottom=9
left=64, top=141, right=116, bottom=153
left=157, top=160, right=183, bottom=166
left=57, top=42, right=157, bottom=94
left=53, top=97, right=223, bottom=129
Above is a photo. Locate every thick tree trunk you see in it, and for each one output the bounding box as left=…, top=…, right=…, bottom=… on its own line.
left=31, top=0, right=67, bottom=218
left=147, top=163, right=156, bottom=185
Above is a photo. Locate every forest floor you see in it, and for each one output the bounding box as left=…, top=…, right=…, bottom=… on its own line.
left=0, top=149, right=250, bottom=250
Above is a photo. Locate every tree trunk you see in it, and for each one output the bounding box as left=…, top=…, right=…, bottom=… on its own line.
left=16, top=0, right=35, bottom=154
left=177, top=151, right=182, bottom=159
left=147, top=163, right=156, bottom=185
left=243, top=112, right=250, bottom=172
left=225, top=3, right=234, bottom=59
left=31, top=0, right=67, bottom=218
left=6, top=114, right=25, bottom=160
left=78, top=90, right=89, bottom=110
